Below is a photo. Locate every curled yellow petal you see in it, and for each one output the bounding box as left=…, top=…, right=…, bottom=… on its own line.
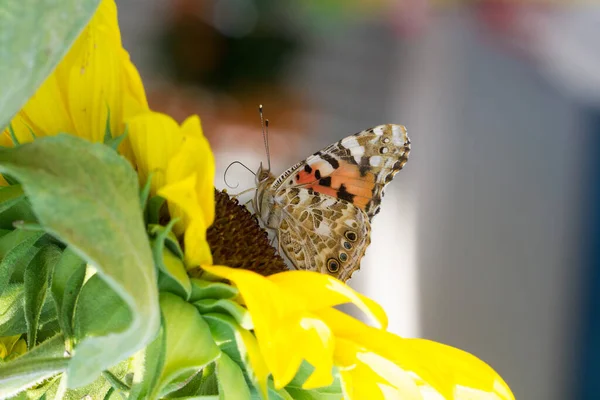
left=268, top=270, right=388, bottom=329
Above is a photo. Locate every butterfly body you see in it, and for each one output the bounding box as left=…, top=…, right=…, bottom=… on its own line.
left=253, top=124, right=411, bottom=282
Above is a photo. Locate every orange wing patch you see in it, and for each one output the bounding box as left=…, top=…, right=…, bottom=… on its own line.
left=292, top=161, right=376, bottom=210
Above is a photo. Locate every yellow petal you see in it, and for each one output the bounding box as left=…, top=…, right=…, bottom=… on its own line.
left=167, top=116, right=215, bottom=227
left=201, top=266, right=334, bottom=388
left=335, top=337, right=421, bottom=400
left=268, top=271, right=388, bottom=329
left=127, top=112, right=184, bottom=194
left=120, top=48, right=149, bottom=117
left=159, top=174, right=212, bottom=266
left=237, top=323, right=270, bottom=398
left=60, top=0, right=123, bottom=143
left=395, top=339, right=515, bottom=400
left=318, top=308, right=514, bottom=400
left=15, top=73, right=75, bottom=140
left=10, top=0, right=148, bottom=146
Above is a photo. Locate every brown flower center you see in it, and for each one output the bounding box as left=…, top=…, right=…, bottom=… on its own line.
left=198, top=189, right=287, bottom=276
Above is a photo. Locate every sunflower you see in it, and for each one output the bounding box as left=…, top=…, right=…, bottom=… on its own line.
left=0, top=0, right=515, bottom=399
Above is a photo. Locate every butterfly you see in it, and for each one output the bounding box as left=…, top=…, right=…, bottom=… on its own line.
left=252, top=123, right=411, bottom=282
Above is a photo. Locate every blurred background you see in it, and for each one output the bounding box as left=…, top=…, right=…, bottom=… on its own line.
left=117, top=1, right=600, bottom=398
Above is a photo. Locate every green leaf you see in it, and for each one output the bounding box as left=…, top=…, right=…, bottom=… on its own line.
left=216, top=352, right=252, bottom=400
left=74, top=274, right=132, bottom=338
left=51, top=247, right=86, bottom=345
left=189, top=279, right=239, bottom=302
left=128, top=322, right=166, bottom=400
left=5, top=375, right=61, bottom=400
left=58, top=358, right=131, bottom=400
left=0, top=230, right=44, bottom=297
left=194, top=299, right=252, bottom=330
left=154, top=293, right=221, bottom=398
left=24, top=245, right=61, bottom=348
left=101, top=370, right=130, bottom=393
left=0, top=357, right=68, bottom=399
left=0, top=283, right=56, bottom=337
left=0, top=135, right=160, bottom=387
left=1, top=336, right=65, bottom=399
left=15, top=333, right=65, bottom=361
left=0, top=0, right=102, bottom=128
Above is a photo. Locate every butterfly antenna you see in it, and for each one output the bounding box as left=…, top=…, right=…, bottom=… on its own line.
left=259, top=104, right=271, bottom=171
left=224, top=161, right=256, bottom=189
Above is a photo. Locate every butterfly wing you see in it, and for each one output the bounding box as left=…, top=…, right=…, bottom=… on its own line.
left=277, top=187, right=371, bottom=282
left=271, top=124, right=410, bottom=220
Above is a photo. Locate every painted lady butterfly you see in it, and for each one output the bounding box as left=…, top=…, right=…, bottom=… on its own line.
left=252, top=122, right=411, bottom=282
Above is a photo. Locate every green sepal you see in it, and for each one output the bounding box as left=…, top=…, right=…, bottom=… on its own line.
left=104, top=133, right=128, bottom=154
left=140, top=172, right=153, bottom=213
left=216, top=352, right=252, bottom=400
left=0, top=185, right=37, bottom=231
left=202, top=313, right=263, bottom=393
left=148, top=223, right=184, bottom=260
left=163, top=367, right=211, bottom=398
left=0, top=185, right=25, bottom=215
left=189, top=279, right=239, bottom=302
left=24, top=245, right=61, bottom=348
left=149, top=222, right=190, bottom=299
left=153, top=293, right=221, bottom=398
left=147, top=196, right=166, bottom=225
left=194, top=299, right=253, bottom=331
left=128, top=321, right=166, bottom=400
left=7, top=125, right=19, bottom=147
left=284, top=363, right=343, bottom=400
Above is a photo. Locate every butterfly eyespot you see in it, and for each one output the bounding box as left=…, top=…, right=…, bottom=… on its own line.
left=339, top=252, right=348, bottom=262
left=379, top=147, right=389, bottom=154
left=327, top=258, right=340, bottom=273
left=345, top=231, right=357, bottom=242
left=343, top=241, right=352, bottom=250
left=382, top=137, right=390, bottom=144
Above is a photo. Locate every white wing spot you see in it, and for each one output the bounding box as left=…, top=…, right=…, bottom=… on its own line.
left=369, top=156, right=382, bottom=167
